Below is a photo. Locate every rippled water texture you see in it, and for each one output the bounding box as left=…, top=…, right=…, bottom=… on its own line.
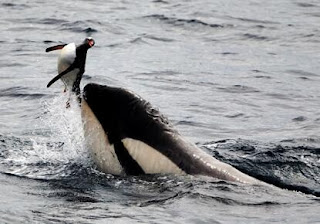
left=0, top=0, right=319, bottom=223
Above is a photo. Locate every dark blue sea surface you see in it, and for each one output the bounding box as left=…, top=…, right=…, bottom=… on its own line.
left=0, top=0, right=319, bottom=223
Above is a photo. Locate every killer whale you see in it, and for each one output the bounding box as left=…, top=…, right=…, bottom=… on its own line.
left=82, top=83, right=264, bottom=184
left=46, top=38, right=266, bottom=185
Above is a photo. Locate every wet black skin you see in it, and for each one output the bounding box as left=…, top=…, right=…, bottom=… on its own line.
left=83, top=83, right=225, bottom=177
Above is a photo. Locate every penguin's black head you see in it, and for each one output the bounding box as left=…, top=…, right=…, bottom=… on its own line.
left=84, top=37, right=95, bottom=48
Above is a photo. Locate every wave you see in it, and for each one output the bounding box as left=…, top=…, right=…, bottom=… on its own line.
left=2, top=128, right=319, bottom=197
left=203, top=139, right=320, bottom=197
left=296, top=3, right=317, bottom=8
left=9, top=18, right=99, bottom=34
left=243, top=33, right=270, bottom=41
left=1, top=2, right=29, bottom=9
left=0, top=86, right=48, bottom=99
left=60, top=21, right=99, bottom=34
left=217, top=85, right=260, bottom=94
left=0, top=94, right=91, bottom=180
left=226, top=16, right=278, bottom=25
left=144, top=14, right=226, bottom=29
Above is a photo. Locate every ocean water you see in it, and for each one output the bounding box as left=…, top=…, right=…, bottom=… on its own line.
left=0, top=0, right=320, bottom=223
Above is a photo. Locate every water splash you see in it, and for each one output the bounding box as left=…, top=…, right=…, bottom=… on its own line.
left=0, top=93, right=92, bottom=179
left=39, top=93, right=86, bottom=160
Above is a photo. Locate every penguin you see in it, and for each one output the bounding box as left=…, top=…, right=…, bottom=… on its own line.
left=46, top=37, right=95, bottom=96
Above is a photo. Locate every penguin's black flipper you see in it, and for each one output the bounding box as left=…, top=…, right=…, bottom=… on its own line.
left=47, top=64, right=76, bottom=88
left=45, top=44, right=67, bottom=52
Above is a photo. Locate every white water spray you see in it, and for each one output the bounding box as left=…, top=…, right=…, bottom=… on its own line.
left=3, top=93, right=92, bottom=179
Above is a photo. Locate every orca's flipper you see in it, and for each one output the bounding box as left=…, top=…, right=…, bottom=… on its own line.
left=47, top=64, right=75, bottom=88
left=45, top=44, right=67, bottom=52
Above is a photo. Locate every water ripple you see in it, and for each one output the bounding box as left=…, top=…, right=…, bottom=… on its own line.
left=217, top=85, right=260, bottom=94
left=243, top=33, right=270, bottom=41
left=227, top=16, right=279, bottom=25
left=1, top=2, right=29, bottom=9
left=296, top=3, right=318, bottom=8
left=144, top=14, right=226, bottom=29
left=203, top=139, right=320, bottom=197
left=0, top=87, right=47, bottom=99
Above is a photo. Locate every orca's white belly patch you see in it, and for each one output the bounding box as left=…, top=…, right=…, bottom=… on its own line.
left=81, top=100, right=124, bottom=175
left=122, top=138, right=185, bottom=175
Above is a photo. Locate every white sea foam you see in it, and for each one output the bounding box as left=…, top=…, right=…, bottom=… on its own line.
left=38, top=93, right=92, bottom=163
left=3, top=93, right=92, bottom=179
left=39, top=93, right=86, bottom=160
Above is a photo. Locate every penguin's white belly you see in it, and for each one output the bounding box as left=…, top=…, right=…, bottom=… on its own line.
left=59, top=67, right=79, bottom=89
left=57, top=43, right=78, bottom=90
left=81, top=100, right=124, bottom=175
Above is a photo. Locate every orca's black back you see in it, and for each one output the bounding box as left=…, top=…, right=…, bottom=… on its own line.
left=83, top=83, right=173, bottom=143
left=83, top=83, right=217, bottom=175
